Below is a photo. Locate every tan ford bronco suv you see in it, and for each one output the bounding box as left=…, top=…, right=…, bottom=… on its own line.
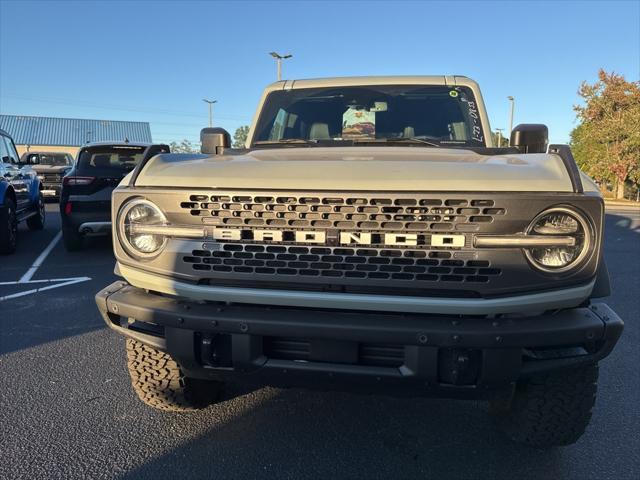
left=96, top=76, right=623, bottom=447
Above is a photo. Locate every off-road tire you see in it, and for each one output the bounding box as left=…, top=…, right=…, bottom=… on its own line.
left=62, top=226, right=83, bottom=251
left=125, top=338, right=224, bottom=412
left=0, top=198, right=18, bottom=254
left=492, top=364, right=598, bottom=447
left=26, top=193, right=45, bottom=230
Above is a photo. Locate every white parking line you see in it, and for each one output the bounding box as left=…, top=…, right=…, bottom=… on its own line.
left=0, top=277, right=91, bottom=286
left=0, top=230, right=92, bottom=302
left=0, top=277, right=91, bottom=302
left=18, top=231, right=62, bottom=283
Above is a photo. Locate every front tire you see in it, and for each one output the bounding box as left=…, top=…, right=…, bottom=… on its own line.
left=0, top=198, right=18, bottom=254
left=492, top=364, right=598, bottom=447
left=26, top=193, right=45, bottom=230
left=126, top=338, right=225, bottom=412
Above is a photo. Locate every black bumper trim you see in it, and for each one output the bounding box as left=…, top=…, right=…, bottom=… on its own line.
left=96, top=281, right=623, bottom=396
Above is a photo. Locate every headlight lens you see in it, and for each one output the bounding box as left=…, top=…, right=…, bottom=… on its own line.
left=525, top=207, right=591, bottom=273
left=118, top=199, right=167, bottom=258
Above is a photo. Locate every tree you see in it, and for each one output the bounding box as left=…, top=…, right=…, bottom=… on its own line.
left=169, top=139, right=199, bottom=153
left=571, top=69, right=640, bottom=199
left=491, top=131, right=509, bottom=147
left=233, top=125, right=250, bottom=148
left=570, top=124, right=611, bottom=185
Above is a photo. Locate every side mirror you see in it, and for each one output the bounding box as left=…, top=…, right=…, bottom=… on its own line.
left=200, top=128, right=231, bottom=155
left=510, top=124, right=548, bottom=153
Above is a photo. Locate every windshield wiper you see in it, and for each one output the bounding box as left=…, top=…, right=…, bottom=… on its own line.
left=350, top=137, right=440, bottom=147
left=379, top=137, right=441, bottom=147
left=253, top=139, right=319, bottom=147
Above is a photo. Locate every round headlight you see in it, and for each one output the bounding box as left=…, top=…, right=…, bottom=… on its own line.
left=525, top=207, right=591, bottom=273
left=118, top=199, right=167, bottom=259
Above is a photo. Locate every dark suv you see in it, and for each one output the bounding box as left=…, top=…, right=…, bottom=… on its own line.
left=60, top=141, right=169, bottom=251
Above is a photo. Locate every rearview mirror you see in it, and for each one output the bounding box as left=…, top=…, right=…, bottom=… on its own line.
left=200, top=128, right=231, bottom=155
left=509, top=124, right=548, bottom=153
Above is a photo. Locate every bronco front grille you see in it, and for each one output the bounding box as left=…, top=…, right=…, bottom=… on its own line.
left=43, top=174, right=62, bottom=183
left=182, top=243, right=501, bottom=284
left=179, top=194, right=506, bottom=232
left=115, top=189, right=603, bottom=297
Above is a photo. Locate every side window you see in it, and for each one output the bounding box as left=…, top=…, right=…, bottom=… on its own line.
left=5, top=138, right=19, bottom=165
left=0, top=136, right=11, bottom=164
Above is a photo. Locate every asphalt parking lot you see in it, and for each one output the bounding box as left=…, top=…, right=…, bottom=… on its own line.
left=1, top=203, right=639, bottom=480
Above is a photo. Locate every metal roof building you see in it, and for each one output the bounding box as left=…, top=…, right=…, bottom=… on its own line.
left=0, top=114, right=152, bottom=156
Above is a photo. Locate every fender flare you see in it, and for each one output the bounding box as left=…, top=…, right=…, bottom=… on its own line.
left=29, top=175, right=43, bottom=203
left=0, top=181, right=17, bottom=206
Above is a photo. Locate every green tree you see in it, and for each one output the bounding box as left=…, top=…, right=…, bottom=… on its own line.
left=491, top=131, right=509, bottom=147
left=570, top=124, right=611, bottom=184
left=571, top=69, right=640, bottom=199
left=233, top=125, right=250, bottom=148
left=169, top=139, right=199, bottom=153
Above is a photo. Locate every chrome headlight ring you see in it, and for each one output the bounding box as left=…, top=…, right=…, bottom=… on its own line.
left=117, top=198, right=168, bottom=260
left=524, top=206, right=593, bottom=274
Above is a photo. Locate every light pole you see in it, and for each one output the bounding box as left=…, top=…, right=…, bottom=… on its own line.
left=202, top=99, right=217, bottom=127
left=496, top=128, right=504, bottom=147
left=269, top=52, right=292, bottom=81
left=507, top=96, right=515, bottom=145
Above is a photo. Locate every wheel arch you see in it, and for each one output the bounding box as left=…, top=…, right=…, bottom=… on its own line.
left=1, top=182, right=17, bottom=207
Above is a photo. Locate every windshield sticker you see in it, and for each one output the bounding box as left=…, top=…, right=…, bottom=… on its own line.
left=460, top=97, right=484, bottom=143
left=342, top=107, right=375, bottom=139
left=449, top=90, right=459, bottom=98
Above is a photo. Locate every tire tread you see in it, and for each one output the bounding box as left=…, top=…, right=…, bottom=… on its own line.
left=125, top=338, right=223, bottom=412
left=493, top=364, right=598, bottom=447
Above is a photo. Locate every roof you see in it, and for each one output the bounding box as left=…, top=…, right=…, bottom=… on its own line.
left=0, top=115, right=152, bottom=146
left=263, top=75, right=476, bottom=90
left=82, top=141, right=154, bottom=148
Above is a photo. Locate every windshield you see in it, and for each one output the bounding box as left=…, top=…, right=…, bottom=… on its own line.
left=76, top=146, right=145, bottom=174
left=252, top=85, right=486, bottom=147
left=39, top=154, right=72, bottom=166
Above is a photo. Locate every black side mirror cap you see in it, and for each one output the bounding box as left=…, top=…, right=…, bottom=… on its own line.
left=200, top=128, right=231, bottom=155
left=510, top=124, right=548, bottom=153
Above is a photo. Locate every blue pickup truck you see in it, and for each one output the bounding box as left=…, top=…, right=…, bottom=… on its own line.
left=0, top=129, right=45, bottom=254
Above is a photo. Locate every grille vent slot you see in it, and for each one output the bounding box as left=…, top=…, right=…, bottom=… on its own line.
left=180, top=194, right=506, bottom=232
left=183, top=244, right=500, bottom=284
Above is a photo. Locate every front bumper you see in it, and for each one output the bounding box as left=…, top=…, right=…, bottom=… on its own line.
left=41, top=183, right=61, bottom=198
left=96, top=281, right=623, bottom=398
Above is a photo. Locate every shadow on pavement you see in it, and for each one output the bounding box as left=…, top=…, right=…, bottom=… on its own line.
left=119, top=386, right=568, bottom=479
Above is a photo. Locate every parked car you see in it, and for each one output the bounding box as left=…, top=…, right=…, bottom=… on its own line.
left=21, top=151, right=74, bottom=200
left=60, top=141, right=169, bottom=251
left=0, top=129, right=45, bottom=254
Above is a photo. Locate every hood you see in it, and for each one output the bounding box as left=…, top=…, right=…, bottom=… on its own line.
left=135, top=146, right=574, bottom=192
left=32, top=165, right=72, bottom=174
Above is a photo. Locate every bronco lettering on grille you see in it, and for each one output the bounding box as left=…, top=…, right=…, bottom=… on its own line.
left=210, top=228, right=465, bottom=248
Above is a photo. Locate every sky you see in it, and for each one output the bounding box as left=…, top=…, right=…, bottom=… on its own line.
left=0, top=0, right=638, bottom=145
